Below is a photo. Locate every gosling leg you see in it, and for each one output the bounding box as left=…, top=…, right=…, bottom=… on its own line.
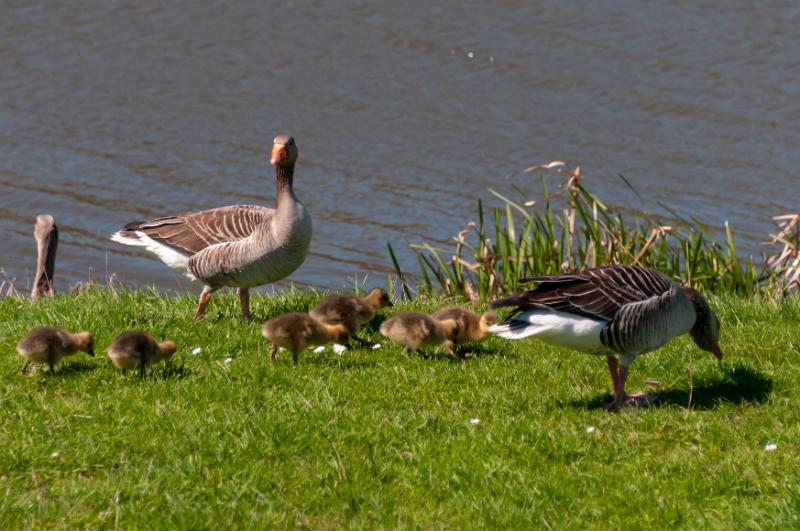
left=268, top=344, right=278, bottom=364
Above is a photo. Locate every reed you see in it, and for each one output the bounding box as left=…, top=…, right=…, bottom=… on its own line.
left=389, top=163, right=795, bottom=301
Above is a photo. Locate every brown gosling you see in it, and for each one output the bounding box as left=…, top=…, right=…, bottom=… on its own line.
left=430, top=307, right=497, bottom=357
left=309, top=288, right=392, bottom=345
left=379, top=312, right=460, bottom=356
left=261, top=312, right=350, bottom=364
left=17, top=327, right=94, bottom=374
left=107, top=331, right=177, bottom=377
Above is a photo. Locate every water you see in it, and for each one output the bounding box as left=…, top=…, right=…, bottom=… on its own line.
left=2, top=1, right=798, bottom=294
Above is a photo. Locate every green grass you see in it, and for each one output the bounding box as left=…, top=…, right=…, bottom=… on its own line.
left=1, top=288, right=800, bottom=528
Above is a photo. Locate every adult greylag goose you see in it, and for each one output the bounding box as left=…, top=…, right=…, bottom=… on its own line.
left=261, top=313, right=350, bottom=364
left=111, top=135, right=312, bottom=320
left=489, top=264, right=723, bottom=410
left=309, top=288, right=392, bottom=345
left=379, top=312, right=460, bottom=356
left=107, top=331, right=177, bottom=377
left=17, top=327, right=94, bottom=374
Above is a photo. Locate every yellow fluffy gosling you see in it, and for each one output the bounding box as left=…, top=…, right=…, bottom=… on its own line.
left=17, top=327, right=94, bottom=374
left=430, top=307, right=497, bottom=357
left=107, top=331, right=177, bottom=377
left=309, top=288, right=392, bottom=345
left=261, top=312, right=350, bottom=364
left=379, top=312, right=460, bottom=356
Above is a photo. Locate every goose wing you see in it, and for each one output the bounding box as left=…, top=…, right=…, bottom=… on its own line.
left=117, top=205, right=274, bottom=256
left=491, top=264, right=676, bottom=321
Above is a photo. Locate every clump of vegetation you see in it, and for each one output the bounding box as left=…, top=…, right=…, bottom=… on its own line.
left=389, top=163, right=798, bottom=301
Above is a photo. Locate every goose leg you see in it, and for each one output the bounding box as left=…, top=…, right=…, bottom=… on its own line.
left=608, top=361, right=657, bottom=410
left=239, top=288, right=250, bottom=321
left=193, top=287, right=213, bottom=319
left=604, top=356, right=619, bottom=411
left=605, top=356, right=625, bottom=411
left=20, top=360, right=31, bottom=375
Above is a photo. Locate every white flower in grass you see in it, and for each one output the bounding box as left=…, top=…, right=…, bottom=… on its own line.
left=313, top=346, right=326, bottom=353
left=50, top=451, right=61, bottom=459
left=224, top=357, right=233, bottom=365
left=332, top=344, right=347, bottom=356
left=764, top=442, right=778, bottom=452
left=469, top=418, right=481, bottom=425
left=191, top=347, right=202, bottom=356
left=586, top=426, right=596, bottom=434
left=372, top=343, right=381, bottom=350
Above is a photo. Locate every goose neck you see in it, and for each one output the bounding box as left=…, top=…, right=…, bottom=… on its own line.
left=275, top=165, right=295, bottom=205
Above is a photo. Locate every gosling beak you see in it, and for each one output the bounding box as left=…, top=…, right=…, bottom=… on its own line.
left=711, top=342, right=723, bottom=361
left=270, top=144, right=286, bottom=165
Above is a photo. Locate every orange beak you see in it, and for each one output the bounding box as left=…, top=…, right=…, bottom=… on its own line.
left=711, top=342, right=723, bottom=361
left=270, top=144, right=286, bottom=165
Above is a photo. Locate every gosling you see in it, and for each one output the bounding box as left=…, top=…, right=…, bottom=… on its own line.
left=107, top=331, right=177, bottom=377
left=379, top=312, right=460, bottom=356
left=309, top=288, right=392, bottom=345
left=261, top=312, right=350, bottom=364
left=17, top=327, right=94, bottom=374
left=430, top=307, right=497, bottom=357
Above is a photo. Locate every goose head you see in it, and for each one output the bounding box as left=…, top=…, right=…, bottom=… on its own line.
left=684, top=287, right=723, bottom=360
left=270, top=135, right=298, bottom=168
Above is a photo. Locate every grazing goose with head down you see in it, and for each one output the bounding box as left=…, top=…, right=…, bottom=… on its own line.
left=261, top=313, right=350, bottom=364
left=379, top=312, right=460, bottom=356
left=111, top=135, right=312, bottom=320
left=107, top=331, right=177, bottom=377
left=489, top=264, right=723, bottom=410
left=17, top=327, right=94, bottom=375
left=309, top=288, right=393, bottom=345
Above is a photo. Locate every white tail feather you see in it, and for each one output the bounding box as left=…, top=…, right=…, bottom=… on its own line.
left=110, top=231, right=195, bottom=280
left=490, top=310, right=605, bottom=354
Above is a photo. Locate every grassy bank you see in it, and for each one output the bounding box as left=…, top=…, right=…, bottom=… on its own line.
left=1, top=288, right=799, bottom=527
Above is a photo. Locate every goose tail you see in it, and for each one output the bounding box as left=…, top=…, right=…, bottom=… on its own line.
left=110, top=229, right=195, bottom=279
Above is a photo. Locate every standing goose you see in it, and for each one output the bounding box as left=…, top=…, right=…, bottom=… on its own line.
left=111, top=135, right=312, bottom=320
left=489, top=264, right=723, bottom=410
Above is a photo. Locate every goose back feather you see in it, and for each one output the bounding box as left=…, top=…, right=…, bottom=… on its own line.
left=491, top=264, right=697, bottom=363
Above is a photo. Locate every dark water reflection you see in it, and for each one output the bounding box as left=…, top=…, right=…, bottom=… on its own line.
left=1, top=1, right=798, bottom=292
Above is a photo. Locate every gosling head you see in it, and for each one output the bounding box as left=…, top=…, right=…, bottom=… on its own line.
left=684, top=287, right=723, bottom=361
left=76, top=332, right=95, bottom=357
left=270, top=135, right=298, bottom=168
left=159, top=340, right=178, bottom=358
left=367, top=288, right=393, bottom=309
left=480, top=311, right=497, bottom=331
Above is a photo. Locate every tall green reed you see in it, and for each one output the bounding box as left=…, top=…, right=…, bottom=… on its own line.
left=388, top=163, right=796, bottom=301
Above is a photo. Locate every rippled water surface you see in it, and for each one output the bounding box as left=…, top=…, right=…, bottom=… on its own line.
left=2, top=1, right=798, bottom=293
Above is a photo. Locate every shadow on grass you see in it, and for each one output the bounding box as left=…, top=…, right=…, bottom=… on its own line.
left=573, top=365, right=773, bottom=411
left=51, top=360, right=99, bottom=377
